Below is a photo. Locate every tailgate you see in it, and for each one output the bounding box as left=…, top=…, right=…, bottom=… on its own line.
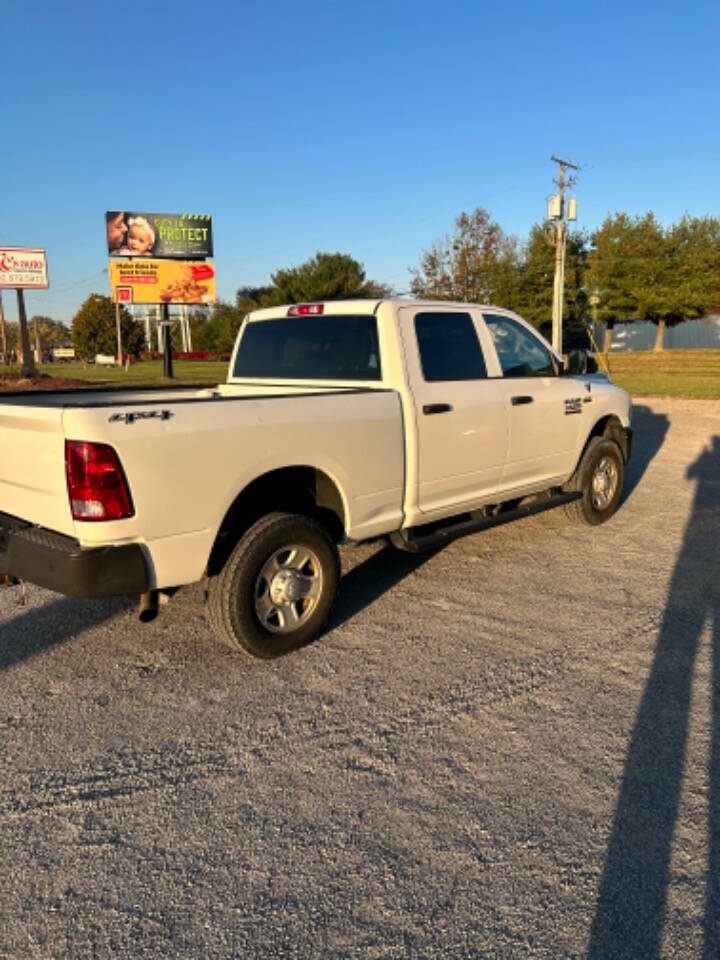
left=0, top=403, right=74, bottom=535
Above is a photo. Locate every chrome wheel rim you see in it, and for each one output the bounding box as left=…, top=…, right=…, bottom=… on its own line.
left=253, top=544, right=323, bottom=634
left=591, top=456, right=619, bottom=510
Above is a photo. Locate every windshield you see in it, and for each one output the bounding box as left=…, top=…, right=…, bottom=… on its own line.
left=232, top=315, right=381, bottom=380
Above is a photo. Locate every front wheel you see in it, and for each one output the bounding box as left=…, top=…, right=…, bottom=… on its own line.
left=564, top=436, right=624, bottom=525
left=207, top=512, right=340, bottom=658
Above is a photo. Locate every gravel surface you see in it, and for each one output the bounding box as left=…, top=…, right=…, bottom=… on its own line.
left=1, top=397, right=718, bottom=959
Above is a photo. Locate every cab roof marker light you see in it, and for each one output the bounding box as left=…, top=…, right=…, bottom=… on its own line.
left=287, top=303, right=324, bottom=316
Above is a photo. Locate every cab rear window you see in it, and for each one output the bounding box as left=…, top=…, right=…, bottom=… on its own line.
left=232, top=315, right=381, bottom=380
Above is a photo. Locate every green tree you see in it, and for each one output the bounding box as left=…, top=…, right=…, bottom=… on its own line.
left=509, top=224, right=589, bottom=344
left=561, top=230, right=591, bottom=348
left=410, top=207, right=519, bottom=305
left=236, top=286, right=274, bottom=312
left=586, top=213, right=652, bottom=350
left=662, top=215, right=720, bottom=345
left=632, top=214, right=684, bottom=351
left=71, top=294, right=145, bottom=360
left=194, top=301, right=245, bottom=353
left=585, top=212, right=720, bottom=350
left=30, top=316, right=71, bottom=350
left=263, top=252, right=392, bottom=305
left=2, top=321, right=19, bottom=355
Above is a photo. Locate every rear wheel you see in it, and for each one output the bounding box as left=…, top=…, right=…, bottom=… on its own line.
left=564, top=436, right=624, bottom=525
left=207, top=512, right=340, bottom=658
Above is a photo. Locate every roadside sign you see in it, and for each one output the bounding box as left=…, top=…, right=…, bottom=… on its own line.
left=0, top=247, right=49, bottom=289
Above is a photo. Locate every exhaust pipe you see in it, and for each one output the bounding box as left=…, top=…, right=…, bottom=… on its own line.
left=138, top=590, right=159, bottom=623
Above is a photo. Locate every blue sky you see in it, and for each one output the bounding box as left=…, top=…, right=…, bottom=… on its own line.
left=1, top=0, right=719, bottom=325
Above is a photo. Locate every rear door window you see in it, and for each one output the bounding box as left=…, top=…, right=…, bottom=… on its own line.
left=414, top=312, right=487, bottom=381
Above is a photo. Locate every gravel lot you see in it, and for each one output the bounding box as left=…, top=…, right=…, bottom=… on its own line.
left=1, top=397, right=719, bottom=959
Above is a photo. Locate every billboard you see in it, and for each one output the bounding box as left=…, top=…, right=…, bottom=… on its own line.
left=109, top=260, right=216, bottom=305
left=0, top=247, right=49, bottom=289
left=106, top=212, right=213, bottom=259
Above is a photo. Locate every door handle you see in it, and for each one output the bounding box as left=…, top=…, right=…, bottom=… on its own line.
left=423, top=403, right=453, bottom=415
left=511, top=395, right=534, bottom=406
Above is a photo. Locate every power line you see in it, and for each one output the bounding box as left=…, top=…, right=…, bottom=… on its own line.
left=23, top=268, right=107, bottom=302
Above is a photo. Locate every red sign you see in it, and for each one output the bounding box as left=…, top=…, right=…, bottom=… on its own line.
left=192, top=264, right=214, bottom=281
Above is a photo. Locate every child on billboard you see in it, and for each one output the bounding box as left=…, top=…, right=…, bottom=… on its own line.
left=118, top=217, right=156, bottom=256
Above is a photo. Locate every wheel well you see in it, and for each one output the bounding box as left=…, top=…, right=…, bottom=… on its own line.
left=581, top=415, right=630, bottom=466
left=206, top=467, right=346, bottom=576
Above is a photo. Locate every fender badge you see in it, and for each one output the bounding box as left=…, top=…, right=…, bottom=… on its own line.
left=109, top=410, right=174, bottom=425
left=564, top=398, right=583, bottom=415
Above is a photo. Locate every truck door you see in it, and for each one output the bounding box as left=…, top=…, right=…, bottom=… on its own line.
left=398, top=307, right=508, bottom=516
left=481, top=312, right=584, bottom=490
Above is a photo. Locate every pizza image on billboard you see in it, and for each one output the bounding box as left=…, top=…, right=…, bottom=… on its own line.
left=106, top=212, right=213, bottom=259
left=109, top=260, right=216, bottom=304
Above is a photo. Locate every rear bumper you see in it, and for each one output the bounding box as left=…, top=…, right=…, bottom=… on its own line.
left=0, top=512, right=149, bottom=597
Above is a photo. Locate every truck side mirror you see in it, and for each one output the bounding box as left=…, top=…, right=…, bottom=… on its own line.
left=567, top=350, right=599, bottom=375
left=567, top=349, right=588, bottom=375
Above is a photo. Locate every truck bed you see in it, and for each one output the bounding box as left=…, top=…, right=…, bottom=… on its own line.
left=0, top=385, right=405, bottom=588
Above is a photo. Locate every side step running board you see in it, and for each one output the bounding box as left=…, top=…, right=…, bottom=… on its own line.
left=390, top=491, right=582, bottom=553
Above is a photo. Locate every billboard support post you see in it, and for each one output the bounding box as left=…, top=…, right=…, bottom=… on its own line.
left=115, top=301, right=123, bottom=365
left=162, top=303, right=173, bottom=379
left=16, top=289, right=36, bottom=379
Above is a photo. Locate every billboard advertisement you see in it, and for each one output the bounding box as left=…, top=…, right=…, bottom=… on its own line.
left=106, top=212, right=213, bottom=259
left=0, top=247, right=49, bottom=289
left=109, top=260, right=216, bottom=305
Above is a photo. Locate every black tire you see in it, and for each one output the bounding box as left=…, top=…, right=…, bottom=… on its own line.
left=563, top=436, right=624, bottom=525
left=207, top=512, right=340, bottom=658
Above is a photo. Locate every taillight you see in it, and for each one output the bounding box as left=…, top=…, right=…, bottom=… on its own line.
left=287, top=303, right=324, bottom=316
left=65, top=441, right=134, bottom=521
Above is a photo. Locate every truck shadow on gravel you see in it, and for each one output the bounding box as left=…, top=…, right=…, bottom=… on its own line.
left=588, top=435, right=720, bottom=959
left=622, top=404, right=669, bottom=502
left=0, top=594, right=135, bottom=672
left=329, top=547, right=431, bottom=630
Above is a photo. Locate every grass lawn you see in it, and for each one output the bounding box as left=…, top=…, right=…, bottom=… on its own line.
left=600, top=349, right=720, bottom=399
left=1, top=360, right=228, bottom=389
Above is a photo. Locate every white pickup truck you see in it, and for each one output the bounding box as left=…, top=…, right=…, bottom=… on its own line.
left=0, top=299, right=632, bottom=658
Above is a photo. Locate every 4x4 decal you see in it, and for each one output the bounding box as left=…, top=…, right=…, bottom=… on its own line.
left=108, top=410, right=174, bottom=425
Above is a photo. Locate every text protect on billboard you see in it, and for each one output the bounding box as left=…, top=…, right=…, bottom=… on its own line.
left=106, top=212, right=213, bottom=259
left=0, top=248, right=49, bottom=289
left=110, top=260, right=216, bottom=305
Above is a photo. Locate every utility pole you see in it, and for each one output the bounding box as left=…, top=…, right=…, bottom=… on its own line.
left=549, top=155, right=580, bottom=355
